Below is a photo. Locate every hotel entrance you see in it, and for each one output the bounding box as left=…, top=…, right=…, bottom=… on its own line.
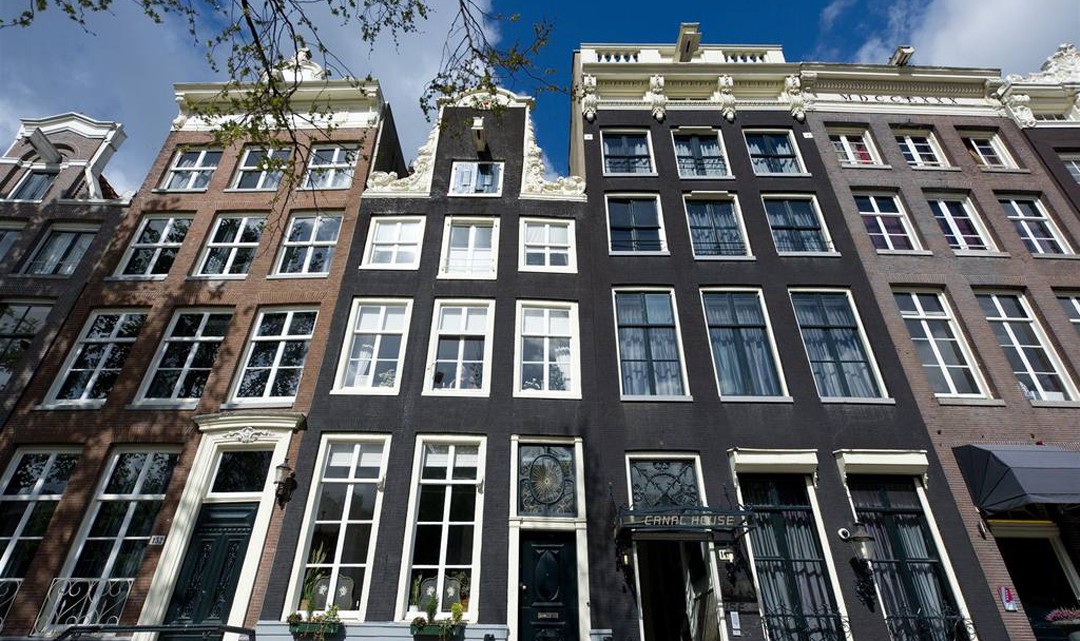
left=636, top=540, right=721, bottom=641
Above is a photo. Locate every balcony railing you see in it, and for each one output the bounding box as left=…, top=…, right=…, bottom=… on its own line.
left=0, top=578, right=21, bottom=631
left=762, top=610, right=850, bottom=641
left=885, top=613, right=975, bottom=641
left=33, top=578, right=134, bottom=636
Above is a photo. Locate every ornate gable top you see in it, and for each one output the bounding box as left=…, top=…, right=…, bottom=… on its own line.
left=1007, top=43, right=1080, bottom=84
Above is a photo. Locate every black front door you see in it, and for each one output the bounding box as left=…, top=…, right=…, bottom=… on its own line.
left=998, top=537, right=1078, bottom=640
left=163, top=503, right=259, bottom=639
left=519, top=531, right=579, bottom=641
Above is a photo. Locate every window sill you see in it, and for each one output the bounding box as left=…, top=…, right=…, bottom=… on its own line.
left=609, top=251, right=671, bottom=257
left=360, top=263, right=421, bottom=271
left=840, top=163, right=892, bottom=170
left=693, top=255, right=755, bottom=261
left=151, top=188, right=209, bottom=194
left=820, top=397, right=896, bottom=405
left=1, top=198, right=46, bottom=204
left=447, top=192, right=503, bottom=198
left=35, top=401, right=105, bottom=411
left=752, top=171, right=813, bottom=178
left=911, top=166, right=961, bottom=172
left=978, top=166, right=1029, bottom=174
left=955, top=250, right=1010, bottom=258
left=621, top=395, right=694, bottom=402
left=329, top=387, right=401, bottom=396
left=777, top=251, right=842, bottom=258
left=223, top=187, right=280, bottom=193
left=219, top=400, right=296, bottom=410
left=106, top=275, right=168, bottom=282
left=876, top=249, right=933, bottom=256
left=721, top=395, right=794, bottom=403
left=1032, top=253, right=1080, bottom=260
left=1030, top=400, right=1080, bottom=408
left=296, top=186, right=350, bottom=192
left=936, top=397, right=1005, bottom=407
left=518, top=266, right=578, bottom=274
left=436, top=273, right=498, bottom=280
left=15, top=273, right=73, bottom=279
left=266, top=273, right=330, bottom=279
left=603, top=172, right=658, bottom=178
left=187, top=274, right=249, bottom=281
left=677, top=174, right=734, bottom=180
left=127, top=400, right=198, bottom=410
left=513, top=391, right=583, bottom=400
left=422, top=389, right=491, bottom=398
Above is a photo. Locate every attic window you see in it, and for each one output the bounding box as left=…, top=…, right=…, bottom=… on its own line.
left=7, top=170, right=56, bottom=201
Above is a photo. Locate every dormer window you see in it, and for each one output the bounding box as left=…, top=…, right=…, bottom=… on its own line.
left=7, top=170, right=55, bottom=201
left=450, top=161, right=503, bottom=196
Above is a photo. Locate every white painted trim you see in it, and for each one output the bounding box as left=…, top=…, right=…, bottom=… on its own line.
left=852, top=192, right=924, bottom=252
left=997, top=195, right=1074, bottom=255
left=761, top=194, right=837, bottom=256
left=271, top=211, right=344, bottom=277
left=331, top=297, right=413, bottom=395
left=421, top=299, right=496, bottom=397
left=360, top=216, right=426, bottom=271
left=669, top=128, right=731, bottom=178
left=824, top=127, right=885, bottom=167
left=137, top=414, right=299, bottom=641
left=229, top=146, right=291, bottom=191
left=227, top=306, right=319, bottom=405
left=833, top=449, right=929, bottom=485
left=517, top=218, right=578, bottom=274
left=892, top=128, right=951, bottom=169
left=699, top=287, right=789, bottom=399
left=134, top=307, right=235, bottom=407
left=742, top=129, right=808, bottom=175
left=600, top=128, right=657, bottom=177
left=283, top=433, right=392, bottom=621
left=682, top=193, right=753, bottom=260
left=437, top=216, right=500, bottom=280
left=605, top=193, right=669, bottom=255
left=159, top=148, right=222, bottom=192
left=448, top=161, right=505, bottom=197
left=43, top=307, right=149, bottom=408
left=113, top=213, right=194, bottom=279
left=728, top=448, right=818, bottom=477
left=611, top=287, right=691, bottom=399
left=512, top=300, right=582, bottom=399
left=925, top=195, right=999, bottom=253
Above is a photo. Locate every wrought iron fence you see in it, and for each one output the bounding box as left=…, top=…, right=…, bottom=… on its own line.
left=677, top=157, right=729, bottom=177
left=761, top=610, right=850, bottom=641
left=33, top=578, right=134, bottom=635
left=0, top=578, right=21, bottom=631
left=884, top=613, right=975, bottom=641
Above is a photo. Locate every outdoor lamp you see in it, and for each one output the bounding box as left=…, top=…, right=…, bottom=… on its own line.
left=274, top=459, right=298, bottom=509
left=839, top=522, right=877, bottom=609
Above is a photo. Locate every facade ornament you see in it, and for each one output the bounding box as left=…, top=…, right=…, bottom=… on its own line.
left=365, top=124, right=440, bottom=196
left=644, top=74, right=668, bottom=121
left=1006, top=43, right=1080, bottom=84
left=780, top=74, right=812, bottom=122
left=711, top=75, right=737, bottom=122
left=520, top=116, right=586, bottom=201
left=269, top=47, right=328, bottom=83
left=580, top=75, right=599, bottom=122
left=171, top=96, right=188, bottom=130
left=223, top=426, right=273, bottom=444
left=1005, top=93, right=1037, bottom=128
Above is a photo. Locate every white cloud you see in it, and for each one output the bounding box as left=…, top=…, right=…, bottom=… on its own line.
left=820, top=0, right=857, bottom=30
left=851, top=0, right=1079, bottom=73
left=0, top=1, right=493, bottom=193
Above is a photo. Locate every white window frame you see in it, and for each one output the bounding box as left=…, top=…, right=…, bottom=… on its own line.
left=448, top=161, right=505, bottom=197
left=6, top=169, right=58, bottom=202
left=301, top=145, right=358, bottom=190
left=927, top=196, right=998, bottom=254
left=331, top=298, right=413, bottom=396
left=422, top=299, right=496, bottom=397
left=160, top=148, right=221, bottom=192
left=286, top=434, right=391, bottom=621
left=960, top=132, right=1016, bottom=169
left=835, top=450, right=976, bottom=638
left=977, top=292, right=1077, bottom=403
left=518, top=218, right=577, bottom=273
left=893, top=290, right=989, bottom=399
left=273, top=212, right=343, bottom=277
left=1059, top=293, right=1080, bottom=331
left=229, top=307, right=318, bottom=406
left=133, top=308, right=233, bottom=408
left=998, top=196, right=1073, bottom=255
left=761, top=194, right=838, bottom=256
left=789, top=288, right=890, bottom=402
left=729, top=450, right=854, bottom=641
left=114, top=214, right=191, bottom=279
left=360, top=216, right=425, bottom=271
left=699, top=287, right=790, bottom=401
left=513, top=300, right=582, bottom=400
left=827, top=128, right=883, bottom=167
left=1061, top=152, right=1080, bottom=184
left=605, top=193, right=669, bottom=256
left=854, top=192, right=923, bottom=253
left=23, top=224, right=98, bottom=276
left=44, top=308, right=147, bottom=408
left=437, top=216, right=499, bottom=280
left=894, top=129, right=949, bottom=169
left=682, top=193, right=752, bottom=260
left=611, top=287, right=692, bottom=401
left=230, top=147, right=290, bottom=191
left=600, top=129, right=656, bottom=177
left=670, top=128, right=730, bottom=178
left=194, top=214, right=267, bottom=278
left=743, top=129, right=808, bottom=176
left=396, top=435, right=486, bottom=622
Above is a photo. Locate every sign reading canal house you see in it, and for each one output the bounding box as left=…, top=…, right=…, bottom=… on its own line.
left=615, top=506, right=753, bottom=543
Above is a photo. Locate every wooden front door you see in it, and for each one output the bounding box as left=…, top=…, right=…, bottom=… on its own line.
left=519, top=531, right=579, bottom=641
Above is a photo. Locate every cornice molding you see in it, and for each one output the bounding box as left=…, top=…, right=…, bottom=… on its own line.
left=193, top=410, right=307, bottom=433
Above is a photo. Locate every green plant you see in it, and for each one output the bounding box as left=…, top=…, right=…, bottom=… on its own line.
left=411, top=575, right=422, bottom=608
left=424, top=592, right=438, bottom=623
left=450, top=602, right=463, bottom=625
left=301, top=542, right=329, bottom=616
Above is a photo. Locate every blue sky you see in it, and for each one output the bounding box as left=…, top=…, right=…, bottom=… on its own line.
left=1, top=0, right=1077, bottom=192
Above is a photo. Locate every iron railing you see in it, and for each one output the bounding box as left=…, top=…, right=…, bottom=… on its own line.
left=761, top=610, right=850, bottom=641
left=884, top=613, right=975, bottom=641
left=55, top=624, right=256, bottom=641
left=0, top=578, right=21, bottom=631
left=677, top=157, right=729, bottom=177
left=33, top=578, right=134, bottom=635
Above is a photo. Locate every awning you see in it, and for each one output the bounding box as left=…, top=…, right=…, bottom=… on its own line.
left=953, top=444, right=1080, bottom=514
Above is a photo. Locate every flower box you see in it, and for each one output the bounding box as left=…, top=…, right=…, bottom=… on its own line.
left=409, top=623, right=465, bottom=640
left=289, top=622, right=343, bottom=638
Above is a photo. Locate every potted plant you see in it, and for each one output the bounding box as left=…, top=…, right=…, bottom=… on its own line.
left=410, top=601, right=466, bottom=640
left=1047, top=608, right=1080, bottom=640
left=449, top=571, right=471, bottom=613
left=299, top=542, right=329, bottom=615
left=287, top=605, right=343, bottom=641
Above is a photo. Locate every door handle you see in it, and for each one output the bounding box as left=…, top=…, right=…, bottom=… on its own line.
left=520, top=583, right=528, bottom=592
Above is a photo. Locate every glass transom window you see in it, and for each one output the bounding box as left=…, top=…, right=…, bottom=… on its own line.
left=673, top=132, right=728, bottom=177
left=629, top=458, right=700, bottom=508
left=894, top=292, right=984, bottom=397
left=449, top=162, right=503, bottom=195
left=615, top=291, right=687, bottom=397
left=118, top=216, right=191, bottom=278
left=140, top=310, right=231, bottom=404
left=998, top=197, right=1071, bottom=255
left=701, top=291, right=783, bottom=397
left=977, top=293, right=1074, bottom=402
left=745, top=132, right=802, bottom=174
left=362, top=217, right=424, bottom=269
left=517, top=444, right=576, bottom=517
left=855, top=194, right=919, bottom=251
left=685, top=199, right=748, bottom=258
left=337, top=300, right=410, bottom=393
left=51, top=310, right=147, bottom=405
left=197, top=215, right=266, bottom=276
left=162, top=149, right=221, bottom=191
left=277, top=213, right=342, bottom=276
left=234, top=309, right=317, bottom=402
left=602, top=132, right=653, bottom=174
left=763, top=198, right=832, bottom=254
left=791, top=292, right=882, bottom=399
left=303, top=146, right=357, bottom=190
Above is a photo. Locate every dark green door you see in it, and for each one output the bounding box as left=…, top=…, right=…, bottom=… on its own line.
left=163, top=503, right=258, bottom=639
left=519, top=531, right=579, bottom=641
